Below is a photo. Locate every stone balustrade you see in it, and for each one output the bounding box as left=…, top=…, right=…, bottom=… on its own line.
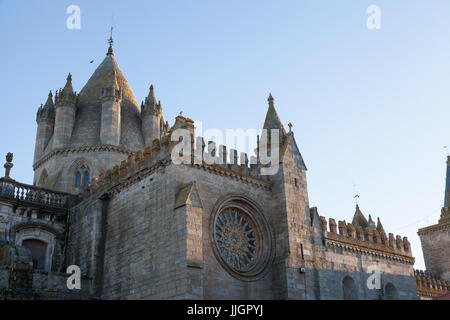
left=0, top=178, right=73, bottom=209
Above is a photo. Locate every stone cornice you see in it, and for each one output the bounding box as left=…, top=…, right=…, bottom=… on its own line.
left=418, top=222, right=450, bottom=235
left=80, top=158, right=272, bottom=202
left=33, top=145, right=134, bottom=170
left=77, top=159, right=170, bottom=201
left=324, top=236, right=415, bottom=264
left=192, top=163, right=272, bottom=191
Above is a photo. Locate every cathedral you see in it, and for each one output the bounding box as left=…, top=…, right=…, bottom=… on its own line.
left=0, top=39, right=448, bottom=300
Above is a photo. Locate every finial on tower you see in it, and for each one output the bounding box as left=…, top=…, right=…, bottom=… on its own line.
left=288, top=122, right=293, bottom=133
left=268, top=93, right=274, bottom=106
left=353, top=184, right=360, bottom=206
left=107, top=25, right=115, bottom=56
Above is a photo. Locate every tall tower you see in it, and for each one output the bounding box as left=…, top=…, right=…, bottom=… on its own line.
left=263, top=94, right=310, bottom=299
left=53, top=74, right=76, bottom=149
left=32, top=36, right=146, bottom=193
left=34, top=92, right=55, bottom=163
left=141, top=84, right=162, bottom=147
left=442, top=155, right=450, bottom=222
left=418, top=156, right=450, bottom=281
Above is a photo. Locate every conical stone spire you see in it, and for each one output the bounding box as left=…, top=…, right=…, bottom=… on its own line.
left=63, top=73, right=74, bottom=93
left=37, top=91, right=55, bottom=122
left=146, top=85, right=156, bottom=106
left=67, top=36, right=144, bottom=150
left=263, top=93, right=287, bottom=135
left=44, top=91, right=54, bottom=108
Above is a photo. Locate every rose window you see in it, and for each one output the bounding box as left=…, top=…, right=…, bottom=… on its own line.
left=214, top=208, right=258, bottom=272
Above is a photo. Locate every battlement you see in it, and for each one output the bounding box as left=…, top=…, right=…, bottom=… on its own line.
left=80, top=129, right=281, bottom=198
left=415, top=269, right=450, bottom=299
left=317, top=213, right=413, bottom=259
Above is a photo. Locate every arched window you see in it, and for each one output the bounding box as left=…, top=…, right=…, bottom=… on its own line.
left=385, top=283, right=399, bottom=300
left=343, top=276, right=359, bottom=300
left=74, top=164, right=90, bottom=188
left=22, top=239, right=47, bottom=270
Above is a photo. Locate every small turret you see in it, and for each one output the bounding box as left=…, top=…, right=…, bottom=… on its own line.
left=53, top=73, right=77, bottom=149
left=100, top=70, right=122, bottom=146
left=36, top=91, right=56, bottom=122
left=34, top=92, right=55, bottom=163
left=376, top=217, right=385, bottom=234
left=141, top=84, right=163, bottom=147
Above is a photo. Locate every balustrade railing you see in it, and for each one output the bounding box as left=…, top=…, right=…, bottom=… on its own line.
left=0, top=178, right=72, bottom=209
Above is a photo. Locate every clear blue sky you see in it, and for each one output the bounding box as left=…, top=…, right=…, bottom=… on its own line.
left=1, top=0, right=450, bottom=270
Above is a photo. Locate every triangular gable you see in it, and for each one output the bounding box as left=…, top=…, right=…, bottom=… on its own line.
left=279, top=133, right=307, bottom=170
left=174, top=181, right=203, bottom=209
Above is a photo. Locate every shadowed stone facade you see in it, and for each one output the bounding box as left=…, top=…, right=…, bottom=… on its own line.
left=0, top=39, right=431, bottom=300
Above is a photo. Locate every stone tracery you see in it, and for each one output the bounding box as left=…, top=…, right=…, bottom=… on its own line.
left=214, top=207, right=257, bottom=272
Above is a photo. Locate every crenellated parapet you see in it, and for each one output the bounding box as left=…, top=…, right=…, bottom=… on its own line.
left=415, top=269, right=450, bottom=299
left=80, top=128, right=276, bottom=199
left=80, top=136, right=173, bottom=197
left=318, top=215, right=414, bottom=262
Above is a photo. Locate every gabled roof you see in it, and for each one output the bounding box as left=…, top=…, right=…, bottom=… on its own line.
left=352, top=205, right=369, bottom=229
left=174, top=181, right=203, bottom=209
left=279, top=132, right=307, bottom=170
